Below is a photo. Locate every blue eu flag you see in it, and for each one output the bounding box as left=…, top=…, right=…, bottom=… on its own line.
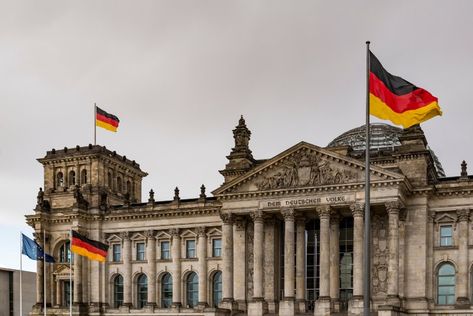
left=22, top=234, right=55, bottom=263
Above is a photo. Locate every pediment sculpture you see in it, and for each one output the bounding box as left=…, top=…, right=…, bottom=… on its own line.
left=256, top=151, right=358, bottom=190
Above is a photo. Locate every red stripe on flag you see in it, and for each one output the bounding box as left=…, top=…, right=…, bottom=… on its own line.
left=72, top=237, right=108, bottom=257
left=96, top=113, right=119, bottom=127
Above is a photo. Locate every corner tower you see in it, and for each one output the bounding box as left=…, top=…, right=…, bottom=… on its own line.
left=37, top=144, right=148, bottom=211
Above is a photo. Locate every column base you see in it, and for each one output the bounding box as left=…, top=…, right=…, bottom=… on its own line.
left=386, top=295, right=400, bottom=307
left=378, top=304, right=401, bottom=316
left=119, top=303, right=131, bottom=312
left=348, top=296, right=364, bottom=316
left=456, top=296, right=470, bottom=308
left=235, top=299, right=247, bottom=311
left=331, top=298, right=340, bottom=313
left=196, top=302, right=209, bottom=311
left=296, top=298, right=307, bottom=313
left=248, top=298, right=268, bottom=316
left=279, top=298, right=296, bottom=316
left=266, top=300, right=278, bottom=314
left=315, top=296, right=331, bottom=316
left=220, top=298, right=238, bottom=310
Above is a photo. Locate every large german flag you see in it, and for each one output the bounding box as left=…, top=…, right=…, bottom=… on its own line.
left=96, top=106, right=120, bottom=132
left=369, top=52, right=442, bottom=128
left=71, top=230, right=109, bottom=262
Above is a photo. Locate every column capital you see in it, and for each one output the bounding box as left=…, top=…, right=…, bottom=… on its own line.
left=251, top=210, right=264, bottom=223
left=120, top=231, right=130, bottom=240
left=350, top=203, right=364, bottom=218
left=197, top=226, right=207, bottom=237
left=457, top=209, right=470, bottom=222
left=145, top=229, right=156, bottom=239
left=316, top=205, right=331, bottom=219
left=281, top=208, right=295, bottom=221
left=330, top=210, right=340, bottom=224
left=169, top=228, right=180, bottom=237
left=295, top=213, right=307, bottom=225
left=234, top=216, right=247, bottom=231
left=220, top=212, right=234, bottom=224
left=385, top=200, right=402, bottom=214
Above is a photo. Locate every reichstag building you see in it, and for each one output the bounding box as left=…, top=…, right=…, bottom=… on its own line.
left=26, top=117, right=473, bottom=316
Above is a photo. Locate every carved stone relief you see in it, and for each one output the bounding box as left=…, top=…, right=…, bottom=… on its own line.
left=256, top=151, right=358, bottom=190
left=372, top=214, right=388, bottom=296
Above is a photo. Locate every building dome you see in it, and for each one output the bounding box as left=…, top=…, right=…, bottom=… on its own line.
left=327, top=123, right=445, bottom=177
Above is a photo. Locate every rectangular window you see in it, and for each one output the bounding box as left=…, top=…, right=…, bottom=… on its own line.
left=112, top=244, right=121, bottom=262
left=161, top=241, right=170, bottom=260
left=186, top=240, right=196, bottom=258
left=440, top=225, right=453, bottom=246
left=136, top=242, right=145, bottom=261
left=212, top=238, right=222, bottom=257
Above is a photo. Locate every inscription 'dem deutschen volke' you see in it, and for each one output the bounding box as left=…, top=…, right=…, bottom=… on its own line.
left=261, top=195, right=352, bottom=209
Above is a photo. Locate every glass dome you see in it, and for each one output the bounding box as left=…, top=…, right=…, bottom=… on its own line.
left=327, top=123, right=445, bottom=177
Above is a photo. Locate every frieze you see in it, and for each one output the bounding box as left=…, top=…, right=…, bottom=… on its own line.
left=255, top=151, right=358, bottom=190
left=260, top=194, right=354, bottom=209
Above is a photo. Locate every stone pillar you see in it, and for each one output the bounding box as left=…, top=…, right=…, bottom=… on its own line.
left=89, top=228, right=101, bottom=310
left=36, top=252, right=43, bottom=305
left=296, top=215, right=306, bottom=313
left=146, top=230, right=157, bottom=307
left=73, top=255, right=82, bottom=304
left=234, top=216, right=247, bottom=310
left=122, top=232, right=132, bottom=308
left=44, top=234, right=52, bottom=307
left=349, top=203, right=364, bottom=315
left=386, top=201, right=400, bottom=306
left=248, top=210, right=267, bottom=316
left=55, top=279, right=61, bottom=307
left=170, top=228, right=182, bottom=308
left=220, top=213, right=235, bottom=309
left=197, top=227, right=208, bottom=308
left=264, top=216, right=278, bottom=313
left=330, top=212, right=340, bottom=312
left=456, top=209, right=470, bottom=307
left=279, top=209, right=296, bottom=316
left=315, top=205, right=331, bottom=316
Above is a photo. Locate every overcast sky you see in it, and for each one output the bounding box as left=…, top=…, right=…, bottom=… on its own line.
left=2, top=0, right=473, bottom=271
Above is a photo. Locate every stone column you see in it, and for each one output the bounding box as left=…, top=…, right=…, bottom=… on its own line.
left=386, top=201, right=400, bottom=306
left=122, top=232, right=132, bottom=308
left=89, top=228, right=101, bottom=310
left=170, top=228, right=182, bottom=308
left=315, top=206, right=331, bottom=316
left=73, top=255, right=82, bottom=304
left=263, top=216, right=278, bottom=313
left=234, top=216, right=247, bottom=310
left=278, top=209, right=296, bottom=316
left=220, top=213, right=235, bottom=309
left=146, top=230, right=157, bottom=307
left=295, top=215, right=306, bottom=313
left=349, top=203, right=364, bottom=314
left=55, top=279, right=61, bottom=307
left=456, top=209, right=470, bottom=306
left=44, top=233, right=52, bottom=307
left=248, top=210, right=267, bottom=316
left=197, top=227, right=208, bottom=308
left=35, top=235, right=43, bottom=306
left=330, top=212, right=340, bottom=312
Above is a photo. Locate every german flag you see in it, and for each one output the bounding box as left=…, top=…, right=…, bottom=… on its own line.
left=369, top=51, right=442, bottom=128
left=96, top=106, right=120, bottom=132
left=71, top=230, right=109, bottom=262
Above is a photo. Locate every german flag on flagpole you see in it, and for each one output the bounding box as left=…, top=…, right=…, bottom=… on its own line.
left=96, top=106, right=120, bottom=132
left=369, top=51, right=442, bottom=128
left=71, top=230, right=109, bottom=262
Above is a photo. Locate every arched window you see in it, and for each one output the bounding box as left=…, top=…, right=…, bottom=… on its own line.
left=186, top=272, right=198, bottom=308
left=108, top=172, right=112, bottom=188
left=113, top=275, right=124, bottom=308
left=56, top=172, right=64, bottom=187
left=161, top=273, right=172, bottom=308
left=438, top=263, right=455, bottom=305
left=68, top=170, right=76, bottom=186
left=212, top=271, right=222, bottom=307
left=137, top=274, right=148, bottom=309
left=80, top=169, right=87, bottom=185
left=59, top=241, right=71, bottom=263
left=126, top=180, right=131, bottom=193
left=117, top=177, right=122, bottom=192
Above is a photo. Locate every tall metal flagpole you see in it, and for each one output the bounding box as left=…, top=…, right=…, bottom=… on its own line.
left=20, top=232, right=23, bottom=316
left=94, top=103, right=97, bottom=145
left=363, top=40, right=372, bottom=316
left=70, top=229, right=73, bottom=316
left=43, top=229, right=47, bottom=316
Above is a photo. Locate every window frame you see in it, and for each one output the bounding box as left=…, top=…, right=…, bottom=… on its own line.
left=186, top=239, right=196, bottom=259
left=185, top=272, right=198, bottom=308
left=212, top=238, right=222, bottom=257
left=112, top=243, right=121, bottom=262
left=136, top=274, right=148, bottom=309
left=440, top=225, right=453, bottom=247
left=437, top=263, right=456, bottom=305
left=113, top=274, right=124, bottom=308
left=212, top=271, right=222, bottom=307
left=136, top=242, right=146, bottom=261
left=161, top=273, right=173, bottom=308
left=160, top=241, right=170, bottom=260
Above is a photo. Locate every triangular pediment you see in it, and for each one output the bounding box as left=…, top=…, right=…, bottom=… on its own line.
left=213, top=141, right=404, bottom=195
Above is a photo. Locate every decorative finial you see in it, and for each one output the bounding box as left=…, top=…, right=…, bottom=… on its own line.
left=174, top=187, right=180, bottom=201
left=200, top=184, right=206, bottom=199
left=461, top=160, right=468, bottom=178
left=148, top=189, right=155, bottom=203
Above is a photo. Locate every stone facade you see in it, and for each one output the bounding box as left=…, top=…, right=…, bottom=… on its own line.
left=26, top=120, right=473, bottom=316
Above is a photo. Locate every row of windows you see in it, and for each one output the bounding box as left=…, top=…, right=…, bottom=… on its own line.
left=107, top=171, right=134, bottom=194
left=112, top=272, right=222, bottom=309
left=111, top=239, right=222, bottom=262
left=56, top=170, right=87, bottom=187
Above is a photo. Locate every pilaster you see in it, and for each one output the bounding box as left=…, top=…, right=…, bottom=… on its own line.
left=349, top=203, right=364, bottom=315
left=249, top=210, right=268, bottom=316
left=315, top=205, right=331, bottom=316
left=220, top=212, right=236, bottom=310
left=197, top=227, right=208, bottom=308
left=146, top=229, right=157, bottom=307
left=280, top=208, right=295, bottom=316
left=386, top=201, right=400, bottom=306
left=170, top=228, right=182, bottom=308
left=456, top=209, right=470, bottom=307
left=329, top=211, right=340, bottom=312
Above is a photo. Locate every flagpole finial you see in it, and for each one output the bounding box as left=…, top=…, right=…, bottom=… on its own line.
left=366, top=41, right=370, bottom=45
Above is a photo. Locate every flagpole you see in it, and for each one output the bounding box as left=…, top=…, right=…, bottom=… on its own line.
left=69, top=229, right=72, bottom=316
left=43, top=229, right=46, bottom=316
left=363, top=40, right=371, bottom=316
left=20, top=232, right=23, bottom=316
left=94, top=103, right=97, bottom=146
